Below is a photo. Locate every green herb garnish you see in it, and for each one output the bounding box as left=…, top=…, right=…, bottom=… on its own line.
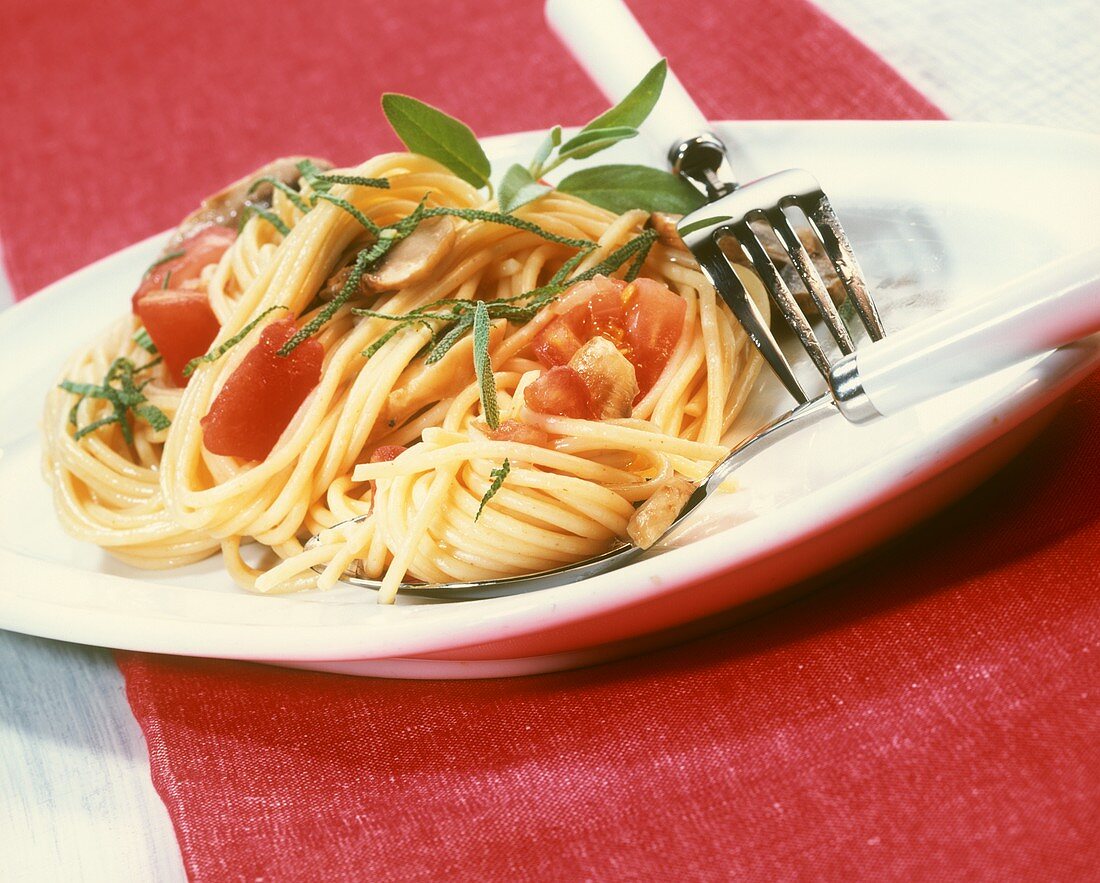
left=251, top=206, right=291, bottom=236
left=277, top=199, right=430, bottom=356
left=475, top=459, right=510, bottom=521
left=676, top=214, right=734, bottom=237
left=423, top=206, right=592, bottom=249
left=132, top=327, right=158, bottom=354
left=498, top=164, right=552, bottom=215
left=60, top=357, right=169, bottom=444
left=354, top=228, right=656, bottom=364
left=310, top=191, right=383, bottom=236
left=494, top=61, right=684, bottom=215
left=314, top=173, right=391, bottom=190
left=472, top=300, right=499, bottom=429
left=247, top=176, right=311, bottom=214
left=381, top=93, right=492, bottom=190
left=557, top=164, right=705, bottom=216
left=183, top=305, right=290, bottom=377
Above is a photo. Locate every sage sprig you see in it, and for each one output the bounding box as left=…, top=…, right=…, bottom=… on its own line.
left=526, top=61, right=666, bottom=180
left=499, top=61, right=689, bottom=215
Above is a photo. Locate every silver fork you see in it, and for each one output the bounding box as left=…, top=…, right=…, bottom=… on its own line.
left=674, top=159, right=885, bottom=402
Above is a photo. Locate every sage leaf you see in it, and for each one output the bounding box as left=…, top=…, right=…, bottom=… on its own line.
left=499, top=164, right=552, bottom=214
left=581, top=60, right=667, bottom=133
left=472, top=300, right=500, bottom=429
left=530, top=125, right=562, bottom=173
left=381, top=93, right=491, bottom=189
left=557, top=164, right=705, bottom=215
left=557, top=125, right=639, bottom=162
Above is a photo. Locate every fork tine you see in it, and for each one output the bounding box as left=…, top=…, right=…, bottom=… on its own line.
left=765, top=207, right=855, bottom=355
left=730, top=220, right=834, bottom=383
left=693, top=236, right=810, bottom=404
left=801, top=194, right=886, bottom=340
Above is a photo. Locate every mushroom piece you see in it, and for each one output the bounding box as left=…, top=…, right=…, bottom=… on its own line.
left=172, top=155, right=333, bottom=244
left=626, top=476, right=696, bottom=549
left=318, top=262, right=371, bottom=302
left=567, top=336, right=639, bottom=420
left=762, top=230, right=847, bottom=308
left=364, top=215, right=456, bottom=291
left=648, top=211, right=688, bottom=250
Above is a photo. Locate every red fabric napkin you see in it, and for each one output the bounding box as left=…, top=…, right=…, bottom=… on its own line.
left=3, top=1, right=1097, bottom=880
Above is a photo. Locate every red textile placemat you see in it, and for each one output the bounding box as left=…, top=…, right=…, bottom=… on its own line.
left=3, top=0, right=1097, bottom=880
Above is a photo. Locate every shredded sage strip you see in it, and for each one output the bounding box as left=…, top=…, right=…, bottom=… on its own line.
left=247, top=177, right=311, bottom=214
left=314, top=173, right=391, bottom=190
left=475, top=459, right=510, bottom=521
left=60, top=357, right=169, bottom=444
left=183, top=306, right=291, bottom=377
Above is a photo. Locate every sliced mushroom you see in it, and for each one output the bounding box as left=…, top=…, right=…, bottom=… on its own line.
left=364, top=215, right=456, bottom=291
left=568, top=336, right=639, bottom=420
left=173, top=155, right=333, bottom=244
left=627, top=476, right=696, bottom=549
left=648, top=211, right=687, bottom=250
left=762, top=229, right=847, bottom=308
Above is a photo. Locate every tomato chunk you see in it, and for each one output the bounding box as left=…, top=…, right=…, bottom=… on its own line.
left=133, top=226, right=237, bottom=307
left=200, top=319, right=323, bottom=460
left=623, top=277, right=686, bottom=395
left=560, top=276, right=628, bottom=344
left=524, top=366, right=594, bottom=419
left=531, top=319, right=583, bottom=368
left=529, top=275, right=686, bottom=401
left=486, top=419, right=552, bottom=448
left=369, top=444, right=407, bottom=463
left=133, top=289, right=220, bottom=386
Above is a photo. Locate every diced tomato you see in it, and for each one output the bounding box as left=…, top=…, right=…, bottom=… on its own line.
left=560, top=276, right=628, bottom=343
left=133, top=289, right=220, bottom=386
left=369, top=444, right=407, bottom=463
left=524, top=366, right=594, bottom=419
left=487, top=419, right=551, bottom=447
left=200, top=319, right=323, bottom=461
left=623, top=277, right=687, bottom=395
left=531, top=319, right=583, bottom=368
left=529, top=275, right=686, bottom=400
left=133, top=226, right=237, bottom=308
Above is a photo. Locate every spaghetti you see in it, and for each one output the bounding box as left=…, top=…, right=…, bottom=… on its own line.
left=43, top=151, right=767, bottom=602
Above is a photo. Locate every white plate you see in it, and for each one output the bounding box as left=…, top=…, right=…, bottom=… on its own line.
left=1, top=121, right=1098, bottom=679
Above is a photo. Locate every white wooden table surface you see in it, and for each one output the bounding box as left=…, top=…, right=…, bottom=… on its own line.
left=1, top=2, right=1097, bottom=880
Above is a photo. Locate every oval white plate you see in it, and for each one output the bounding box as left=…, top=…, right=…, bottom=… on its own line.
left=1, top=121, right=1097, bottom=678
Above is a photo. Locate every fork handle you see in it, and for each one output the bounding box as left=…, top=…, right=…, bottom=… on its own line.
left=545, top=0, right=713, bottom=160
left=832, top=249, right=1100, bottom=422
